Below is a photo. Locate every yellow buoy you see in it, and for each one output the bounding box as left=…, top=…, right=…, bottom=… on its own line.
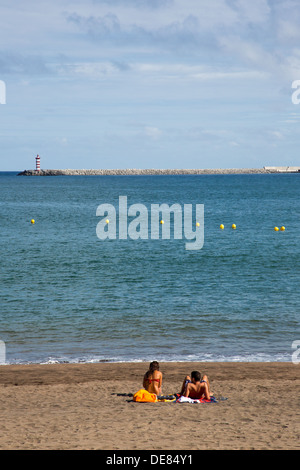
left=280, top=226, right=285, bottom=231
left=274, top=226, right=279, bottom=231
left=31, top=219, right=35, bottom=224
left=232, top=224, right=236, bottom=230
left=196, top=222, right=200, bottom=227
left=220, top=224, right=224, bottom=230
left=105, top=219, right=109, bottom=224
left=160, top=220, right=164, bottom=224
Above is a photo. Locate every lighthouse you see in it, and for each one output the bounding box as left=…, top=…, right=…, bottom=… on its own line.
left=35, top=154, right=41, bottom=172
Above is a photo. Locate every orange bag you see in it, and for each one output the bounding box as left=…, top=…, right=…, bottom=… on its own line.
left=133, top=389, right=157, bottom=403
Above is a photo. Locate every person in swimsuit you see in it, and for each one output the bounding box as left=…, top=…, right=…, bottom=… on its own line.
left=143, top=361, right=163, bottom=396
left=179, top=370, right=211, bottom=400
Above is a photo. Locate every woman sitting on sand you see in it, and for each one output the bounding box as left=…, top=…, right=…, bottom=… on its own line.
left=143, top=361, right=162, bottom=396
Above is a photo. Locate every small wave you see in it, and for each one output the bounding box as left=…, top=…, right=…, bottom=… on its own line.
left=2, top=351, right=292, bottom=365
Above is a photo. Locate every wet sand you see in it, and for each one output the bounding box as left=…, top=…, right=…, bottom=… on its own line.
left=0, top=362, right=299, bottom=450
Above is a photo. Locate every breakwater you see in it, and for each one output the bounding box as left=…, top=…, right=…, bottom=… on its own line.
left=17, top=167, right=299, bottom=176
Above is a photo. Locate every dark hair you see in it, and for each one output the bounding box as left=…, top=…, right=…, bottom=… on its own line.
left=149, top=361, right=159, bottom=372
left=145, top=361, right=159, bottom=381
left=191, top=371, right=201, bottom=382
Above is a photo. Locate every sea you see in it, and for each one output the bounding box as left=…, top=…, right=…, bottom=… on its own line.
left=0, top=171, right=299, bottom=364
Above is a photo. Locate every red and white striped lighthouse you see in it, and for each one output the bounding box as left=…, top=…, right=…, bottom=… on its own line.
left=35, top=154, right=40, bottom=172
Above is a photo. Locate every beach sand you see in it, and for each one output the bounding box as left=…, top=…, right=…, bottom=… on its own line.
left=0, top=362, right=299, bottom=450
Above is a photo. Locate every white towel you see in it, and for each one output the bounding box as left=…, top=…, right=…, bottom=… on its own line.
left=176, top=396, right=200, bottom=404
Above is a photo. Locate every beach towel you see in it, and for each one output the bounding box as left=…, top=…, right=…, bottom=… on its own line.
left=157, top=395, right=176, bottom=402
left=133, top=389, right=157, bottom=403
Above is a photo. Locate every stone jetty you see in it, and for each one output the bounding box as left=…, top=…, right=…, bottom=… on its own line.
left=17, top=167, right=300, bottom=176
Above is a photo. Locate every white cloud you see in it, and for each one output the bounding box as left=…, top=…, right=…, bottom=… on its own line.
left=56, top=61, right=128, bottom=78
left=144, top=126, right=162, bottom=139
left=268, top=130, right=284, bottom=140
left=231, top=0, right=271, bottom=24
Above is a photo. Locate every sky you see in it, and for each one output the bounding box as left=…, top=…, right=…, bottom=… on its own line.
left=0, top=0, right=300, bottom=171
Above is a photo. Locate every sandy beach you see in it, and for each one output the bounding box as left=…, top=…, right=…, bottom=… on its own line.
left=0, top=361, right=299, bottom=450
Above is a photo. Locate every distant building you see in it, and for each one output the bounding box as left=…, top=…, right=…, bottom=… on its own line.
left=264, top=166, right=300, bottom=172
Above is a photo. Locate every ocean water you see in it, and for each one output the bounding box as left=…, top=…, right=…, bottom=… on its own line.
left=0, top=172, right=299, bottom=364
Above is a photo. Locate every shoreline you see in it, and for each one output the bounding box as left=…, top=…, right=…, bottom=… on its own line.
left=0, top=357, right=292, bottom=367
left=17, top=167, right=300, bottom=176
left=0, top=361, right=299, bottom=449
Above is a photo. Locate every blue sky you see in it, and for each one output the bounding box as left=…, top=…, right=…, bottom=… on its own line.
left=0, top=0, right=300, bottom=170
